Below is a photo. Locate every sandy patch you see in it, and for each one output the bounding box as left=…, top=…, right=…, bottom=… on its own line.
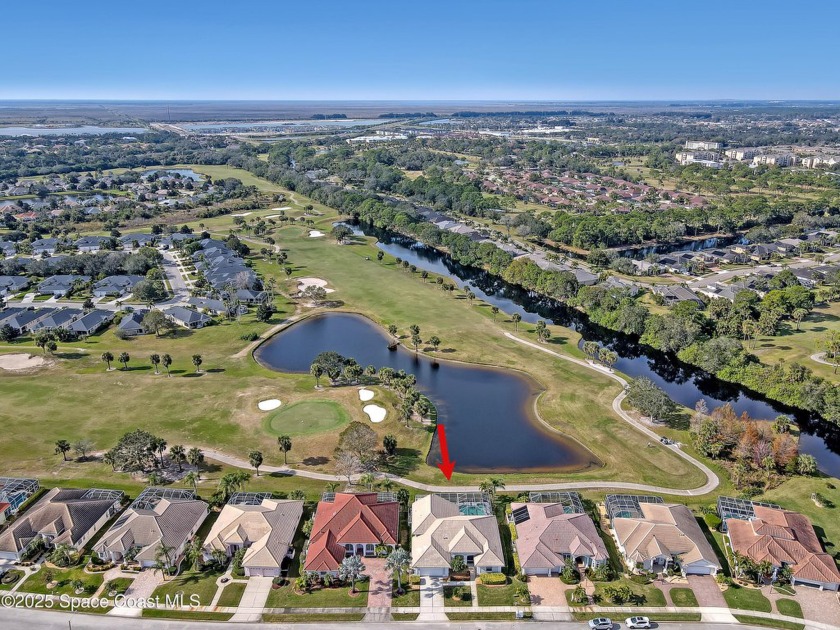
left=264, top=214, right=281, bottom=219
left=232, top=212, right=252, bottom=217
left=258, top=399, right=282, bottom=411
left=359, top=388, right=374, bottom=402
left=363, top=404, right=386, bottom=423
left=298, top=277, right=335, bottom=293
left=0, top=353, right=49, bottom=371
left=309, top=230, right=325, bottom=238
left=272, top=206, right=292, bottom=211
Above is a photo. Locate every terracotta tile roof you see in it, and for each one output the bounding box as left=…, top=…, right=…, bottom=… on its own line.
left=726, top=506, right=840, bottom=586
left=304, top=493, right=398, bottom=572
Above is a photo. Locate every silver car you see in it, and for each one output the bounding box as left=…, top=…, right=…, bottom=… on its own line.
left=626, top=617, right=651, bottom=629
left=588, top=619, right=613, bottom=630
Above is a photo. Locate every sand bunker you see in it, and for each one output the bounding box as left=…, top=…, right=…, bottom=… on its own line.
left=264, top=214, right=281, bottom=219
left=363, top=404, right=386, bottom=423
left=309, top=230, right=325, bottom=238
left=258, top=399, right=282, bottom=411
left=0, top=353, right=49, bottom=371
left=231, top=212, right=252, bottom=217
left=359, top=388, right=374, bottom=401
left=298, top=277, right=335, bottom=293
left=272, top=206, right=292, bottom=211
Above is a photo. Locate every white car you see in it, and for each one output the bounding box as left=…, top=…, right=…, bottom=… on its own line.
left=626, top=617, right=651, bottom=629
left=588, top=619, right=613, bottom=630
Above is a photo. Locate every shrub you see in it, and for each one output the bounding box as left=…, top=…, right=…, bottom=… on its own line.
left=409, top=575, right=422, bottom=585
left=450, top=555, right=467, bottom=573
left=240, top=331, right=259, bottom=341
left=704, top=513, right=722, bottom=530
left=478, top=572, right=507, bottom=585
left=630, top=573, right=652, bottom=584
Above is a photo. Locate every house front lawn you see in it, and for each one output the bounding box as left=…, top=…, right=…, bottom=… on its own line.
left=391, top=578, right=420, bottom=607
left=265, top=582, right=370, bottom=608
left=477, top=582, right=529, bottom=606
left=723, top=584, right=772, bottom=612
left=217, top=581, right=247, bottom=607
left=151, top=568, right=225, bottom=606
left=0, top=569, right=26, bottom=591
left=669, top=587, right=698, bottom=607
left=776, top=598, right=803, bottom=618
left=592, top=578, right=666, bottom=607
left=24, top=563, right=104, bottom=596
left=104, top=577, right=134, bottom=596
left=443, top=585, right=472, bottom=606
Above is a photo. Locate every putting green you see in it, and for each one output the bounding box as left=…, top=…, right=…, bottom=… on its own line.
left=263, top=400, right=351, bottom=436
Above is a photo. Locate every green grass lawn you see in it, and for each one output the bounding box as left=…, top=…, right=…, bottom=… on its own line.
left=151, top=568, right=224, bottom=606
left=263, top=613, right=366, bottom=622
left=592, top=578, right=666, bottom=607
left=733, top=614, right=804, bottom=630
left=104, top=577, right=134, bottom=596
left=142, top=610, right=233, bottom=621
left=0, top=569, right=26, bottom=591
left=24, top=563, right=104, bottom=596
left=216, top=581, right=247, bottom=607
left=723, top=584, right=772, bottom=612
left=263, top=400, right=351, bottom=437
left=447, top=612, right=519, bottom=620
left=776, top=598, right=804, bottom=618
left=391, top=577, right=420, bottom=607
left=443, top=585, right=472, bottom=606
left=264, top=583, right=370, bottom=608
left=669, top=587, right=698, bottom=607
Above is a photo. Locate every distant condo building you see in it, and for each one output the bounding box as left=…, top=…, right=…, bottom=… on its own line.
left=685, top=140, right=721, bottom=150
left=752, top=154, right=795, bottom=167
left=724, top=148, right=758, bottom=161
left=675, top=151, right=723, bottom=168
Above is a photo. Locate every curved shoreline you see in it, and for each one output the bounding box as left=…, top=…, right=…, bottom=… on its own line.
left=210, top=324, right=718, bottom=496
left=253, top=309, right=600, bottom=474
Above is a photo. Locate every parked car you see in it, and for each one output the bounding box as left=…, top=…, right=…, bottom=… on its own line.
left=588, top=619, right=613, bottom=630
left=626, top=617, right=651, bottom=629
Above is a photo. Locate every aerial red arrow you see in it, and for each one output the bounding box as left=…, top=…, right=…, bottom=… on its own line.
left=436, top=425, right=456, bottom=480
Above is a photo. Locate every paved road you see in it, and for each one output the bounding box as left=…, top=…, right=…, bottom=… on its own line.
left=0, top=608, right=780, bottom=630
left=197, top=331, right=718, bottom=497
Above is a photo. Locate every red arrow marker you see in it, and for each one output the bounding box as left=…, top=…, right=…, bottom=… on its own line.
left=436, top=425, right=456, bottom=480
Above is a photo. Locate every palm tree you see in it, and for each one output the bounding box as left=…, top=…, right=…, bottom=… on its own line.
left=162, top=353, right=173, bottom=376
left=184, top=537, right=203, bottom=571
left=187, top=447, right=204, bottom=478
left=149, top=353, right=161, bottom=374
left=386, top=547, right=411, bottom=594
left=101, top=351, right=114, bottom=371
left=792, top=308, right=808, bottom=331
left=490, top=306, right=499, bottom=321
left=170, top=445, right=186, bottom=471
left=338, top=555, right=366, bottom=594
left=359, top=472, right=376, bottom=490
left=54, top=439, right=71, bottom=461
left=103, top=450, right=117, bottom=471
left=183, top=471, right=199, bottom=493
left=428, top=336, right=441, bottom=354
left=154, top=542, right=175, bottom=580
left=325, top=481, right=340, bottom=493
left=277, top=435, right=292, bottom=464
left=479, top=477, right=505, bottom=501
left=411, top=333, right=422, bottom=354
left=151, top=437, right=167, bottom=467
left=512, top=313, right=522, bottom=331
left=147, top=471, right=163, bottom=486
left=388, top=324, right=398, bottom=339
left=218, top=471, right=250, bottom=500
left=191, top=354, right=203, bottom=373
left=378, top=478, right=396, bottom=492
left=118, top=352, right=130, bottom=370
left=310, top=363, right=323, bottom=388
left=249, top=450, right=264, bottom=476
left=420, top=270, right=429, bottom=282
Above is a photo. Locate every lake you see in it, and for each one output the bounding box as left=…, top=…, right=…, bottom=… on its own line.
left=345, top=221, right=840, bottom=477
left=142, top=168, right=203, bottom=181
left=0, top=126, right=146, bottom=136
left=255, top=312, right=599, bottom=474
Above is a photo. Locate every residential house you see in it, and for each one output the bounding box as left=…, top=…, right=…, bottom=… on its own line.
left=117, top=310, right=148, bottom=336
left=0, top=240, right=16, bottom=257
left=791, top=268, right=823, bottom=288
left=610, top=498, right=720, bottom=576
left=163, top=306, right=211, bottom=329
left=69, top=310, right=114, bottom=337
left=92, top=275, right=144, bottom=298
left=30, top=308, right=83, bottom=333
left=722, top=499, right=840, bottom=591
left=119, top=233, right=158, bottom=249
left=0, top=478, right=39, bottom=525
left=0, top=276, right=28, bottom=296
left=510, top=494, right=609, bottom=576
left=37, top=275, right=90, bottom=297
left=0, top=488, right=124, bottom=561
left=304, top=492, right=399, bottom=576
left=95, top=488, right=207, bottom=569
left=184, top=297, right=231, bottom=316
left=235, top=289, right=268, bottom=304
left=0, top=308, right=57, bottom=335
left=30, top=238, right=62, bottom=256
left=75, top=236, right=112, bottom=253
left=652, top=285, right=704, bottom=306
left=203, top=493, right=303, bottom=577
left=411, top=493, right=504, bottom=577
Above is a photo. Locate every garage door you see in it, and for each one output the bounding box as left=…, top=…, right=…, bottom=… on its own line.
left=686, top=566, right=714, bottom=575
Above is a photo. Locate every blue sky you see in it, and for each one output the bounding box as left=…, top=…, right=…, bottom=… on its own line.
left=2, top=0, right=838, bottom=100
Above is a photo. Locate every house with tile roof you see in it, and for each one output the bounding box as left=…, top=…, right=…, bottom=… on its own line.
left=304, top=493, right=399, bottom=576
left=163, top=306, right=211, bottom=329
left=411, top=494, right=504, bottom=577
left=611, top=502, right=721, bottom=576
left=0, top=488, right=123, bottom=561
left=726, top=504, right=840, bottom=591
left=203, top=495, right=303, bottom=577
left=94, top=488, right=207, bottom=569
left=510, top=501, right=609, bottom=575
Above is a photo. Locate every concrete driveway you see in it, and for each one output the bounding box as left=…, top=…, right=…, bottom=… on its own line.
left=231, top=576, right=272, bottom=622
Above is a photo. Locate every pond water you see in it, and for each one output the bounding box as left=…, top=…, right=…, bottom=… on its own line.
left=344, top=221, right=840, bottom=477
left=180, top=119, right=387, bottom=133
left=0, top=126, right=146, bottom=136
left=255, top=312, right=598, bottom=474
left=141, top=168, right=203, bottom=181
